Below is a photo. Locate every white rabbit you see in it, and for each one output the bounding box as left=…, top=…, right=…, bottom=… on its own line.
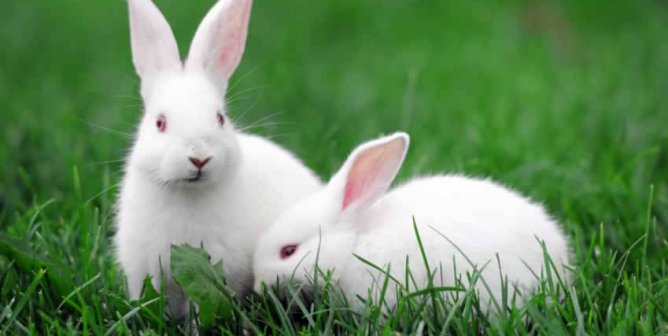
left=114, top=0, right=321, bottom=318
left=253, top=132, right=571, bottom=311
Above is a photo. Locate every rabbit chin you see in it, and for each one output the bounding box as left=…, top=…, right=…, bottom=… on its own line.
left=162, top=171, right=225, bottom=189
left=142, top=165, right=226, bottom=190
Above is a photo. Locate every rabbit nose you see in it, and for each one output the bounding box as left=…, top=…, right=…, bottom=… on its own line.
left=188, top=156, right=211, bottom=169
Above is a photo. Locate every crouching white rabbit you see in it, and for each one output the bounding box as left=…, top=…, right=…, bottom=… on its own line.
left=253, top=132, right=571, bottom=311
left=114, top=0, right=321, bottom=318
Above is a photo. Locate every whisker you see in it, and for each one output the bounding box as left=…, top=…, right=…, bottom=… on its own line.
left=85, top=182, right=121, bottom=205
left=237, top=121, right=293, bottom=133
left=262, top=132, right=294, bottom=141
left=237, top=111, right=284, bottom=132
left=225, top=84, right=269, bottom=103
left=231, top=98, right=260, bottom=123
left=69, top=116, right=135, bottom=139
left=81, top=159, right=127, bottom=168
left=123, top=103, right=145, bottom=109
left=227, top=62, right=265, bottom=93
left=225, top=94, right=252, bottom=106
left=86, top=123, right=134, bottom=139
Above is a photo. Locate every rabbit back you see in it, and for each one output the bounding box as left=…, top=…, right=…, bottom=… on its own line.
left=343, top=175, right=570, bottom=307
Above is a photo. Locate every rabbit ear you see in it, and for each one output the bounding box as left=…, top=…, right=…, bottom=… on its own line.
left=185, top=0, right=252, bottom=93
left=127, top=0, right=181, bottom=88
left=330, top=133, right=410, bottom=213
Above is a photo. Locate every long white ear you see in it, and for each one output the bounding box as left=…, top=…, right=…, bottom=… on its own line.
left=185, top=0, right=252, bottom=93
left=127, top=0, right=181, bottom=91
left=330, top=132, right=410, bottom=213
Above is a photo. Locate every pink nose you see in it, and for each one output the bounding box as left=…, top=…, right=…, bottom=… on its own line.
left=189, top=157, right=211, bottom=169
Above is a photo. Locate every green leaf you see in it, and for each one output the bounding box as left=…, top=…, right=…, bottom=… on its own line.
left=135, top=276, right=163, bottom=323
left=170, top=244, right=234, bottom=326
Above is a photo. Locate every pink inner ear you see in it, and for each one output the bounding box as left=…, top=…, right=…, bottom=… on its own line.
left=342, top=149, right=381, bottom=209
left=340, top=136, right=407, bottom=210
left=218, top=44, right=238, bottom=70
left=217, top=0, right=251, bottom=72
left=342, top=140, right=403, bottom=210
left=342, top=177, right=363, bottom=209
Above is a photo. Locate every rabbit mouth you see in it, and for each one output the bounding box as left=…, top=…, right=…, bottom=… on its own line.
left=186, top=170, right=207, bottom=183
left=156, top=170, right=215, bottom=187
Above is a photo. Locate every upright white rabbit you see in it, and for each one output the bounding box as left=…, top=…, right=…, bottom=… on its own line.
left=114, top=0, right=321, bottom=318
left=253, top=132, right=571, bottom=310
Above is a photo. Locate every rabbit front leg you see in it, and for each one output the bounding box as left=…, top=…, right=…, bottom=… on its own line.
left=146, top=249, right=192, bottom=320
left=164, top=276, right=190, bottom=319
left=124, top=260, right=148, bottom=301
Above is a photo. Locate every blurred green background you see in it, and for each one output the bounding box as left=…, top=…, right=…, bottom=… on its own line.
left=2, top=0, right=666, bottom=244
left=0, top=0, right=667, bottom=332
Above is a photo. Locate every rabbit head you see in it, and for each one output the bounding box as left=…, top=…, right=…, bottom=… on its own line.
left=253, top=133, right=410, bottom=291
left=126, top=0, right=251, bottom=188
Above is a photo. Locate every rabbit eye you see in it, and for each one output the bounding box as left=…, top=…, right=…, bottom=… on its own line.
left=280, top=244, right=298, bottom=260
left=217, top=112, right=225, bottom=127
left=156, top=114, right=166, bottom=132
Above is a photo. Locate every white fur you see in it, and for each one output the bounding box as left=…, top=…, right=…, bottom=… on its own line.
left=253, top=133, right=571, bottom=311
left=115, top=0, right=321, bottom=318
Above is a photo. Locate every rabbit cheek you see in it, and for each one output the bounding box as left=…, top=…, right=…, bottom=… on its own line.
left=150, top=144, right=192, bottom=182
left=129, top=137, right=166, bottom=180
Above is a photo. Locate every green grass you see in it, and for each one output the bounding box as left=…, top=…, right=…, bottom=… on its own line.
left=1, top=0, right=667, bottom=334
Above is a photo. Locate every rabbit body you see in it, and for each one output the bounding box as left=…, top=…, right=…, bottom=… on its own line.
left=115, top=0, right=322, bottom=318
left=253, top=133, right=571, bottom=310
left=116, top=132, right=321, bottom=316
left=334, top=175, right=569, bottom=308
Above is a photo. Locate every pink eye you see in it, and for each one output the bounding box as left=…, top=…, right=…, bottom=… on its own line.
left=280, top=244, right=298, bottom=260
left=156, top=114, right=166, bottom=132
left=217, top=112, right=225, bottom=127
